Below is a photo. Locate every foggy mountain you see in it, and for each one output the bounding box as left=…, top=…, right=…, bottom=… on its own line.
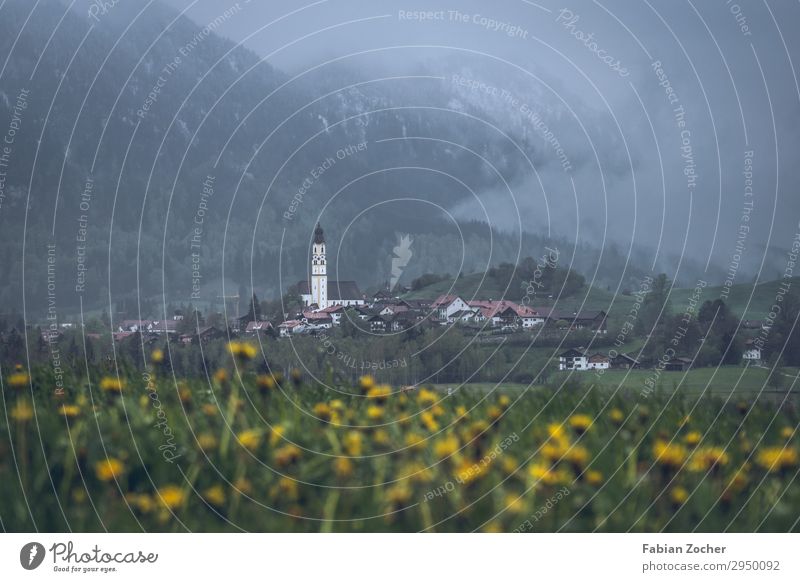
left=1, top=0, right=794, bottom=318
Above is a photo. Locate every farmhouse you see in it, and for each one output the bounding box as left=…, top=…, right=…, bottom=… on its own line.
left=664, top=357, right=693, bottom=371
left=278, top=320, right=305, bottom=337
left=432, top=294, right=471, bottom=321
left=244, top=321, right=273, bottom=336
left=610, top=353, right=640, bottom=369
left=742, top=339, right=762, bottom=363
left=559, top=348, right=588, bottom=371
left=587, top=353, right=610, bottom=370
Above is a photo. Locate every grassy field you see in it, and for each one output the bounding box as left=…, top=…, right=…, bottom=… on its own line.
left=552, top=366, right=796, bottom=397
left=2, top=350, right=799, bottom=532
left=436, top=366, right=798, bottom=398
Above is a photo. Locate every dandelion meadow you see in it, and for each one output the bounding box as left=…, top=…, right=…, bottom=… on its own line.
left=1, top=348, right=798, bottom=533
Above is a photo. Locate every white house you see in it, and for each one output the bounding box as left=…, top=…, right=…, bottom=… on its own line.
left=558, top=348, right=588, bottom=371
left=586, top=353, right=610, bottom=370
left=278, top=320, right=305, bottom=337
left=742, top=339, right=762, bottom=363
left=431, top=295, right=470, bottom=321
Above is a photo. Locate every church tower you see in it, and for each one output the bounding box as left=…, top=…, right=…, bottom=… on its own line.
left=310, top=223, right=327, bottom=309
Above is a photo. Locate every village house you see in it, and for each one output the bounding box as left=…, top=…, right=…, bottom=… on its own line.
left=610, top=353, right=640, bottom=369
left=278, top=320, right=306, bottom=337
left=742, top=339, right=762, bottom=363
left=664, top=356, right=693, bottom=371
left=302, top=311, right=334, bottom=329
left=244, top=321, right=273, bottom=337
left=586, top=353, right=610, bottom=370
left=432, top=295, right=471, bottom=322
left=559, top=348, right=589, bottom=371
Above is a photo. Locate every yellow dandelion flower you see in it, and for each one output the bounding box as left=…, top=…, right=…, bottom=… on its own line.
left=780, top=427, right=794, bottom=440
left=197, top=433, right=218, bottom=452
left=756, top=446, right=799, bottom=473
left=58, top=404, right=81, bottom=419
left=541, top=441, right=569, bottom=464
left=528, top=462, right=562, bottom=487
left=256, top=374, right=276, bottom=392
left=10, top=400, right=34, bottom=423
left=501, top=456, right=520, bottom=475
left=126, top=493, right=155, bottom=514
left=568, top=414, right=593, bottom=434
left=609, top=408, right=624, bottom=425
left=405, top=432, right=427, bottom=451
left=565, top=445, right=591, bottom=469
left=313, top=402, right=332, bottom=421
left=344, top=431, right=363, bottom=456
left=454, top=405, right=468, bottom=422
left=202, top=403, right=218, bottom=417
left=366, top=405, right=384, bottom=421
left=151, top=349, right=164, bottom=363
left=546, top=423, right=567, bottom=440
left=669, top=486, right=689, bottom=505
left=688, top=446, right=729, bottom=473
left=417, top=388, right=438, bottom=406
left=366, top=385, right=392, bottom=403
left=455, top=459, right=487, bottom=484
left=498, top=395, right=511, bottom=409
left=158, top=485, right=186, bottom=510
left=99, top=376, right=124, bottom=394
left=684, top=431, right=702, bottom=447
left=333, top=457, right=354, bottom=478
left=277, top=476, right=299, bottom=500
left=725, top=466, right=749, bottom=493
left=203, top=485, right=226, bottom=507
left=269, top=425, right=286, bottom=447
left=434, top=435, right=460, bottom=459
left=487, top=405, right=502, bottom=421
left=178, top=386, right=192, bottom=404
left=372, top=429, right=391, bottom=446
left=236, top=429, right=260, bottom=452
left=585, top=470, right=604, bottom=486
left=213, top=368, right=228, bottom=384
left=398, top=462, right=434, bottom=484
left=421, top=411, right=439, bottom=432
left=95, top=458, right=124, bottom=482
left=652, top=440, right=687, bottom=469
left=385, top=485, right=412, bottom=507
left=233, top=477, right=252, bottom=495
left=358, top=375, right=376, bottom=392
left=274, top=444, right=301, bottom=467
left=7, top=372, right=30, bottom=388
left=504, top=493, right=525, bottom=514
left=227, top=341, right=256, bottom=360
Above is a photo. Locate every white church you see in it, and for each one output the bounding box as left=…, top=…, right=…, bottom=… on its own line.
left=297, top=223, right=365, bottom=309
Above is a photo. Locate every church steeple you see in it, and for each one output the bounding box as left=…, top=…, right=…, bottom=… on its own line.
left=311, top=223, right=327, bottom=308
left=314, top=222, right=325, bottom=244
